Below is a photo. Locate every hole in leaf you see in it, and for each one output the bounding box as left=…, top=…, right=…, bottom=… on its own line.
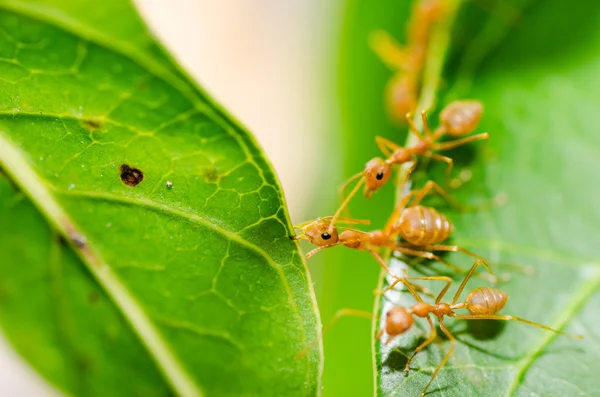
left=120, top=164, right=144, bottom=187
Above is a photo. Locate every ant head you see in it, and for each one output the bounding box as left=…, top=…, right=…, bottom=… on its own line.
left=363, top=158, right=392, bottom=198
left=384, top=306, right=414, bottom=341
left=295, top=218, right=339, bottom=247
left=440, top=100, right=483, bottom=137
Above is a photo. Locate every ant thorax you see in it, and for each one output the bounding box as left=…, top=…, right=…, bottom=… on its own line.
left=369, top=230, right=388, bottom=246
left=410, top=139, right=432, bottom=155
left=389, top=147, right=413, bottom=164
left=339, top=230, right=366, bottom=249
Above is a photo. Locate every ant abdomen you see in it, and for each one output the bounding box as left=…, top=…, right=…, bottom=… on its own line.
left=439, top=100, right=483, bottom=137
left=466, top=287, right=508, bottom=315
left=396, top=205, right=453, bottom=245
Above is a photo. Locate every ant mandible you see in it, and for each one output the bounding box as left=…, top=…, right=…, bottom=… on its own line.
left=329, top=100, right=488, bottom=231
left=378, top=260, right=583, bottom=397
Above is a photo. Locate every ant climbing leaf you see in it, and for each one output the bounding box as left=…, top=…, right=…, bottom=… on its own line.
left=0, top=1, right=321, bottom=396
left=336, top=0, right=600, bottom=396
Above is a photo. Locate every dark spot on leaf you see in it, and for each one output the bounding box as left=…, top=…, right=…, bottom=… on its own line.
left=58, top=235, right=69, bottom=246
left=82, top=119, right=102, bottom=130
left=204, top=167, right=219, bottom=182
left=139, top=81, right=148, bottom=91
left=120, top=164, right=144, bottom=187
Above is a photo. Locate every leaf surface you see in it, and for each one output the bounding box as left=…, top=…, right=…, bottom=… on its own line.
left=340, top=0, right=600, bottom=396
left=0, top=1, right=322, bottom=396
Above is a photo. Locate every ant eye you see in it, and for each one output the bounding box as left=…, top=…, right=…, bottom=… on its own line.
left=321, top=232, right=332, bottom=240
left=386, top=311, right=391, bottom=317
left=376, top=172, right=384, bottom=180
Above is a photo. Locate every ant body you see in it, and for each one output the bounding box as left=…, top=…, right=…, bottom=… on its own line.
left=330, top=100, right=487, bottom=230
left=378, top=260, right=582, bottom=396
left=295, top=179, right=488, bottom=277
left=371, top=0, right=446, bottom=122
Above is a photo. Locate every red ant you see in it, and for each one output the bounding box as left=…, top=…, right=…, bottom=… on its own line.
left=295, top=179, right=491, bottom=279
left=329, top=100, right=487, bottom=231
left=371, top=0, right=446, bottom=122
left=378, top=260, right=583, bottom=396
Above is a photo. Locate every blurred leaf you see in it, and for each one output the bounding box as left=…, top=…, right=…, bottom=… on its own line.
left=341, top=0, right=600, bottom=396
left=0, top=1, right=321, bottom=396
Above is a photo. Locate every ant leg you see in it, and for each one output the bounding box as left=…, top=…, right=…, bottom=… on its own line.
left=340, top=171, right=364, bottom=198
left=331, top=176, right=366, bottom=230
left=388, top=275, right=452, bottom=304
left=432, top=125, right=447, bottom=140
left=409, top=180, right=463, bottom=210
left=369, top=250, right=431, bottom=296
left=434, top=132, right=489, bottom=151
left=375, top=136, right=402, bottom=158
left=383, top=192, right=417, bottom=236
left=450, top=314, right=583, bottom=340
left=296, top=308, right=374, bottom=359
left=406, top=114, right=426, bottom=141
left=369, top=30, right=411, bottom=71
left=424, top=152, right=454, bottom=180
left=383, top=271, right=435, bottom=298
left=420, top=110, right=433, bottom=138
left=404, top=316, right=436, bottom=369
left=392, top=245, right=467, bottom=275
left=385, top=274, right=423, bottom=302
left=414, top=245, right=497, bottom=283
left=421, top=321, right=456, bottom=396
left=368, top=249, right=393, bottom=275
left=418, top=245, right=487, bottom=262
left=451, top=260, right=492, bottom=304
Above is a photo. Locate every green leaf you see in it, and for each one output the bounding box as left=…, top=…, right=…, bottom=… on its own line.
left=0, top=1, right=322, bottom=396
left=341, top=0, right=600, bottom=396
